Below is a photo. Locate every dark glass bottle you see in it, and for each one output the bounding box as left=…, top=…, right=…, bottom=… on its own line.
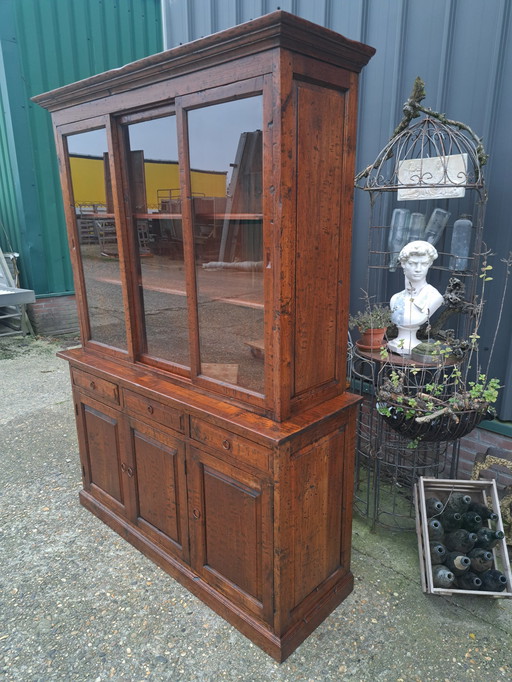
left=480, top=569, right=508, bottom=592
left=444, top=492, right=471, bottom=514
left=427, top=518, right=444, bottom=541
left=460, top=511, right=483, bottom=532
left=444, top=529, right=477, bottom=553
left=456, top=572, right=482, bottom=590
left=444, top=552, right=471, bottom=576
left=426, top=497, right=444, bottom=517
left=432, top=565, right=455, bottom=588
left=439, top=511, right=462, bottom=532
left=430, top=542, right=447, bottom=565
left=474, top=527, right=505, bottom=550
left=467, top=547, right=494, bottom=573
left=467, top=501, right=498, bottom=522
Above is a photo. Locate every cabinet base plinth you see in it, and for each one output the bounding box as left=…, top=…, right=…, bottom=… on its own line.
left=79, top=490, right=354, bottom=662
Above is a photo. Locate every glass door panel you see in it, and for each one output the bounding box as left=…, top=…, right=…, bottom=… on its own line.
left=187, top=97, right=264, bottom=394
left=67, top=128, right=127, bottom=350
left=126, top=116, right=189, bottom=367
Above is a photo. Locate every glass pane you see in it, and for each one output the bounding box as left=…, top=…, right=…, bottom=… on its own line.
left=67, top=128, right=127, bottom=349
left=188, top=96, right=264, bottom=394
left=126, top=115, right=189, bottom=367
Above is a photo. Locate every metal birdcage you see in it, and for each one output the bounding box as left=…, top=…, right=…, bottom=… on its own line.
left=351, top=78, right=488, bottom=530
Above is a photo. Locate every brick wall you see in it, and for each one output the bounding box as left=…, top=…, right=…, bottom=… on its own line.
left=27, top=295, right=79, bottom=336
left=457, top=426, right=512, bottom=490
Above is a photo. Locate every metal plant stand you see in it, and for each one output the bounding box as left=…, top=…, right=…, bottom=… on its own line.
left=352, top=79, right=487, bottom=529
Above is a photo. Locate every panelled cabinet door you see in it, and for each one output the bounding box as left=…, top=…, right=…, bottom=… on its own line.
left=124, top=417, right=190, bottom=563
left=187, top=446, right=273, bottom=625
left=74, top=390, right=131, bottom=518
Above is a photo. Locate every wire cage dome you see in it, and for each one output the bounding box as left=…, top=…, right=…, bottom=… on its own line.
left=355, top=78, right=487, bottom=197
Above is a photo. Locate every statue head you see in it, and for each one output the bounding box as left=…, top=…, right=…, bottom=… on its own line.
left=398, top=240, right=438, bottom=267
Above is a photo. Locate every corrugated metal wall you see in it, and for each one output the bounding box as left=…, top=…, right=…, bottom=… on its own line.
left=0, top=0, right=162, bottom=296
left=163, top=0, right=512, bottom=420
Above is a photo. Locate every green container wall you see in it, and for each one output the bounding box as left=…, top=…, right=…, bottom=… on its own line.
left=0, top=0, right=162, bottom=295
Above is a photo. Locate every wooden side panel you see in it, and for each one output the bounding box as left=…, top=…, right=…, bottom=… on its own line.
left=293, top=81, right=345, bottom=396
left=275, top=410, right=357, bottom=633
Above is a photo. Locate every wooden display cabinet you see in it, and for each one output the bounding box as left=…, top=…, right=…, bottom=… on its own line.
left=34, top=11, right=374, bottom=661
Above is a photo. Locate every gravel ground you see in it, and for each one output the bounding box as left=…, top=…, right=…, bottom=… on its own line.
left=1, top=336, right=511, bottom=681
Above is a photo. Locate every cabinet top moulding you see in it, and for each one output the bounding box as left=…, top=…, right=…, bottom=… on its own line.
left=32, top=11, right=375, bottom=112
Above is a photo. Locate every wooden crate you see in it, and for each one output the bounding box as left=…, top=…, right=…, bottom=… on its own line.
left=414, top=477, right=512, bottom=597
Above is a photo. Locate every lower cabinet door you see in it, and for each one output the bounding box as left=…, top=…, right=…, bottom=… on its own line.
left=74, top=390, right=131, bottom=518
left=187, top=446, right=273, bottom=624
left=125, top=417, right=189, bottom=563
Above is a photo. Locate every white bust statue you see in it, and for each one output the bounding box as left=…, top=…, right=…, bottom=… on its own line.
left=388, top=240, right=444, bottom=355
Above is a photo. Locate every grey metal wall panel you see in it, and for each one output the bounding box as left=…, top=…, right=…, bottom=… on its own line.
left=140, top=2, right=512, bottom=417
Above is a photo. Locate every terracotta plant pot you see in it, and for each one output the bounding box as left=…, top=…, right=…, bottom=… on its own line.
left=355, top=327, right=387, bottom=351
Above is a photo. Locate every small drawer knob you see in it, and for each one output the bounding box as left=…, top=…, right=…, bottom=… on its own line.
left=90, top=381, right=96, bottom=390
left=193, top=508, right=201, bottom=519
left=222, top=439, right=231, bottom=450
left=147, top=405, right=154, bottom=415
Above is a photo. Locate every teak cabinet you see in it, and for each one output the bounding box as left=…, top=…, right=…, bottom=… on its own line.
left=34, top=11, right=374, bottom=661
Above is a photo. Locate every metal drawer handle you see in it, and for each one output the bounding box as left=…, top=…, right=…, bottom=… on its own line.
left=222, top=439, right=231, bottom=451
left=193, top=508, right=201, bottom=519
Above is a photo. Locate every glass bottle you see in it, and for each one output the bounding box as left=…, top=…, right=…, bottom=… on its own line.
left=449, top=214, right=472, bottom=271
left=432, top=565, right=455, bottom=588
left=443, top=492, right=471, bottom=514
left=474, top=527, right=505, bottom=550
left=467, top=547, right=494, bottom=573
left=427, top=518, right=444, bottom=541
left=430, top=542, right=447, bottom=565
left=467, top=501, right=498, bottom=522
left=439, top=510, right=462, bottom=532
left=424, top=207, right=450, bottom=246
left=444, top=552, right=471, bottom=576
left=445, top=529, right=477, bottom=553
left=456, top=572, right=482, bottom=590
left=388, top=208, right=410, bottom=271
left=480, top=569, right=508, bottom=592
left=408, top=212, right=426, bottom=241
left=426, top=496, right=444, bottom=517
left=460, top=511, right=483, bottom=533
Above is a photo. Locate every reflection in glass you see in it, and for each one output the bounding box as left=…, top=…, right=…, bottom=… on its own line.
left=67, top=128, right=127, bottom=349
left=188, top=96, right=264, bottom=394
left=126, top=115, right=189, bottom=366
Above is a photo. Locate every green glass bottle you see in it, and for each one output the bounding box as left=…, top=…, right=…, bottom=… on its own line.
left=426, top=496, right=444, bottom=517
left=474, top=527, right=505, bottom=550
left=480, top=569, right=508, bottom=592
left=467, top=547, right=494, bottom=573
left=427, top=518, right=444, bottom=541
left=460, top=511, right=483, bottom=532
left=439, top=510, right=462, bottom=532
left=432, top=565, right=455, bottom=588
left=444, top=552, right=471, bottom=576
left=443, top=492, right=471, bottom=514
left=456, top=572, right=482, bottom=590
left=430, top=542, right=447, bottom=565
left=467, top=500, right=498, bottom=522
left=444, top=529, right=477, bottom=554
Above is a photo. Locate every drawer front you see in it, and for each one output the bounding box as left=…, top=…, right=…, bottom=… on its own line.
left=189, top=418, right=270, bottom=472
left=72, top=368, right=119, bottom=405
left=124, top=389, right=184, bottom=434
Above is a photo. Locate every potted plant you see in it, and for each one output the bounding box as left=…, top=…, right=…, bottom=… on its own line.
left=375, top=249, right=511, bottom=444
left=349, top=294, right=392, bottom=351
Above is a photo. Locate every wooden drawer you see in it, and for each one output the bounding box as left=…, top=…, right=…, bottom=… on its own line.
left=190, top=417, right=270, bottom=472
left=72, top=368, right=119, bottom=405
left=123, top=389, right=184, bottom=433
